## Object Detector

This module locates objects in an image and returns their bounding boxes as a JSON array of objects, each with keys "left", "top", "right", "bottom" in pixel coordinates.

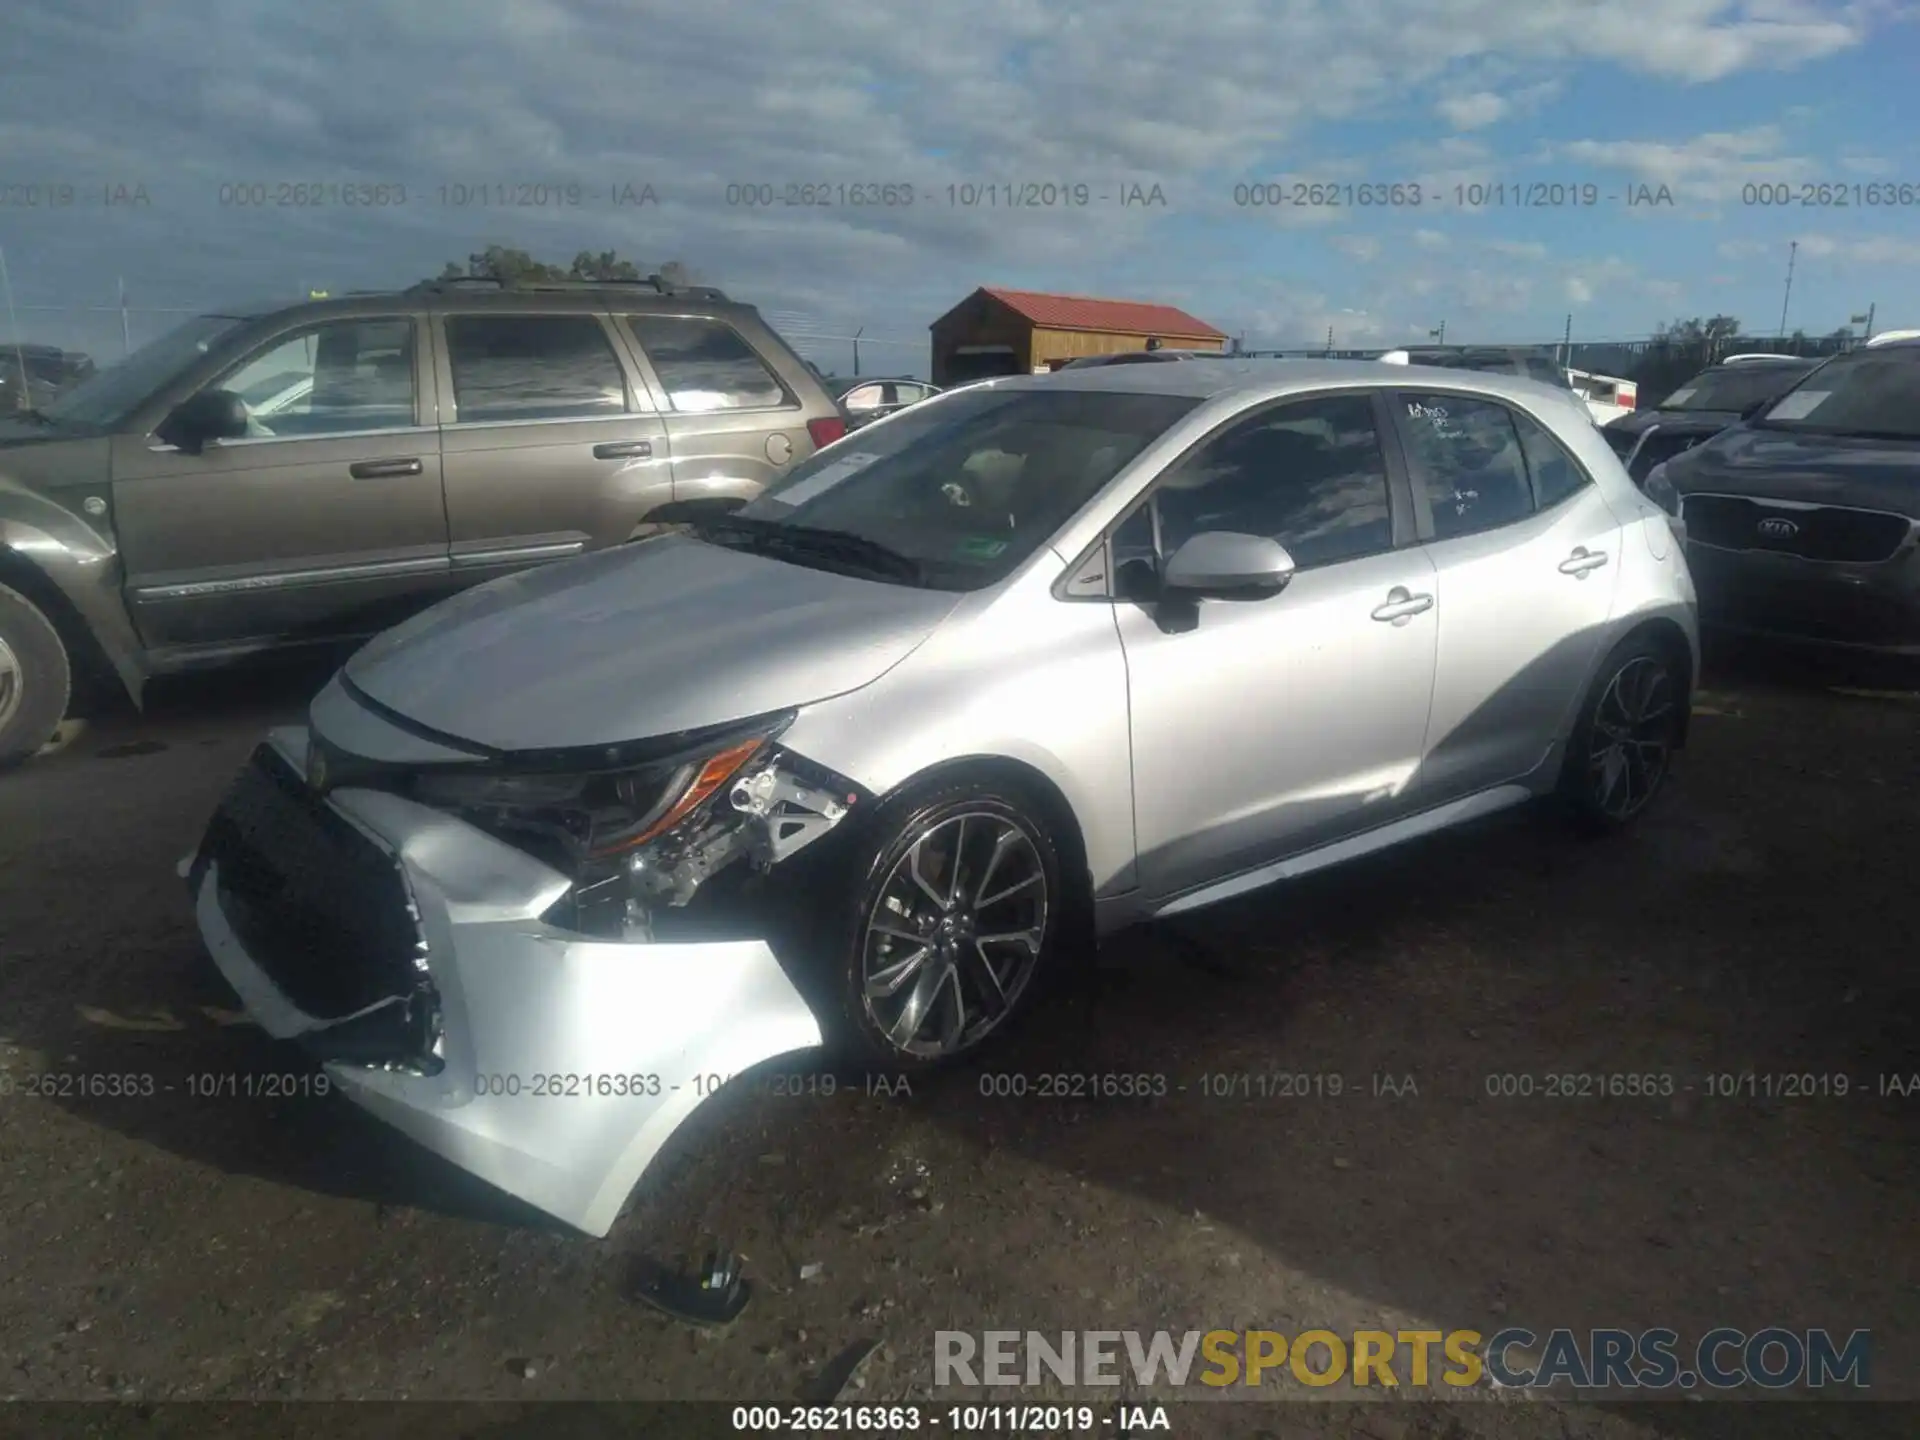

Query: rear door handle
[
  {"left": 1371, "top": 586, "right": 1434, "bottom": 623},
  {"left": 1559, "top": 547, "right": 1609, "bottom": 576},
  {"left": 593, "top": 440, "right": 653, "bottom": 460},
  {"left": 348, "top": 458, "right": 423, "bottom": 479}
]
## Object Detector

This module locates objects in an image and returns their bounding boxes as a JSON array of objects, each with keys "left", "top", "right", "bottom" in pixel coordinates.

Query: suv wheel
[
  {"left": 0, "top": 582, "right": 73, "bottom": 769},
  {"left": 1559, "top": 633, "right": 1683, "bottom": 833},
  {"left": 818, "top": 781, "right": 1063, "bottom": 1070}
]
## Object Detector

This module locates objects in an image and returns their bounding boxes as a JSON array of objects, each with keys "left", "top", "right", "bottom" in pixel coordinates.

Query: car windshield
[
  {"left": 1663, "top": 365, "right": 1813, "bottom": 413},
  {"left": 721, "top": 386, "right": 1200, "bottom": 589},
  {"left": 42, "top": 314, "right": 243, "bottom": 429},
  {"left": 1755, "top": 350, "right": 1920, "bottom": 439}
]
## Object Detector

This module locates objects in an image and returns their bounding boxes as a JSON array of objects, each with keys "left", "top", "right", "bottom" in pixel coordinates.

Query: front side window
[
  {"left": 726, "top": 387, "right": 1200, "bottom": 589},
  {"left": 1755, "top": 350, "right": 1920, "bottom": 438},
  {"left": 45, "top": 313, "right": 244, "bottom": 430},
  {"left": 445, "top": 314, "right": 628, "bottom": 423},
  {"left": 1396, "top": 392, "right": 1534, "bottom": 541},
  {"left": 214, "top": 318, "right": 416, "bottom": 438},
  {"left": 624, "top": 315, "right": 787, "bottom": 412},
  {"left": 1148, "top": 393, "right": 1395, "bottom": 569}
]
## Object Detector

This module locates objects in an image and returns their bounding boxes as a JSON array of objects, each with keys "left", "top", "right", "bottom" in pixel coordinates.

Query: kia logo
[{"left": 1756, "top": 517, "right": 1799, "bottom": 538}]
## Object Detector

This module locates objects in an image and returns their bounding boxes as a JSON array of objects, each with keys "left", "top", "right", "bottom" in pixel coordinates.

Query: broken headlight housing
[{"left": 407, "top": 711, "right": 859, "bottom": 940}]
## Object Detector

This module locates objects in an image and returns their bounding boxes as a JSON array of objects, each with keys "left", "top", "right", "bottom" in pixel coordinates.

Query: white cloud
[
  {"left": 1436, "top": 91, "right": 1508, "bottom": 130},
  {"left": 1488, "top": 239, "right": 1550, "bottom": 260},
  {"left": 1550, "top": 125, "right": 1815, "bottom": 202},
  {"left": 1331, "top": 234, "right": 1383, "bottom": 262},
  {"left": 1413, "top": 228, "right": 1450, "bottom": 249}
]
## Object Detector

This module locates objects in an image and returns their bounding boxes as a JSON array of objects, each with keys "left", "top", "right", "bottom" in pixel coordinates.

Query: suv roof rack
[{"left": 404, "top": 274, "right": 730, "bottom": 301}]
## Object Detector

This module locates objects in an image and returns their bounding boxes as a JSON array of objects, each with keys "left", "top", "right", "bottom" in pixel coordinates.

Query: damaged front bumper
[{"left": 184, "top": 727, "right": 829, "bottom": 1237}]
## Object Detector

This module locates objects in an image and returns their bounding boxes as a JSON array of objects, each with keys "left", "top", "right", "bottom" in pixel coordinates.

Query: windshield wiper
[{"left": 692, "top": 514, "right": 925, "bottom": 583}]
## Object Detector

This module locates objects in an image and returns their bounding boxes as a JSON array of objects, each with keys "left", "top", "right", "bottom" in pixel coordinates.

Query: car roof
[
  {"left": 986, "top": 357, "right": 1582, "bottom": 408},
  {"left": 204, "top": 282, "right": 753, "bottom": 323}
]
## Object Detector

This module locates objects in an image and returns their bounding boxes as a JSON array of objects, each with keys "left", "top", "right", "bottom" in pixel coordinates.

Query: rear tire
[
  {"left": 811, "top": 778, "right": 1066, "bottom": 1072},
  {"left": 1558, "top": 632, "right": 1684, "bottom": 834},
  {"left": 0, "top": 582, "right": 73, "bottom": 770}
]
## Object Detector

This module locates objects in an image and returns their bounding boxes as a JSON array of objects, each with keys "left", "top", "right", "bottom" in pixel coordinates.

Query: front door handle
[
  {"left": 593, "top": 439, "right": 654, "bottom": 460},
  {"left": 1371, "top": 586, "right": 1434, "bottom": 624},
  {"left": 348, "top": 458, "right": 423, "bottom": 479},
  {"left": 1559, "top": 546, "right": 1610, "bottom": 577}
]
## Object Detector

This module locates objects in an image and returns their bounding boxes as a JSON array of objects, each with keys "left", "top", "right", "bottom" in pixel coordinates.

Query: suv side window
[
  {"left": 444, "top": 314, "right": 629, "bottom": 423},
  {"left": 213, "top": 318, "right": 416, "bottom": 438},
  {"left": 622, "top": 315, "right": 789, "bottom": 412},
  {"left": 1396, "top": 392, "right": 1533, "bottom": 541},
  {"left": 1510, "top": 406, "right": 1592, "bottom": 510},
  {"left": 1149, "top": 393, "right": 1394, "bottom": 569}
]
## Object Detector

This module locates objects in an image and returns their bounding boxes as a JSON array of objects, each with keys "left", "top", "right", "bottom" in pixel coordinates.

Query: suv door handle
[
  {"left": 348, "top": 458, "right": 423, "bottom": 479},
  {"left": 1559, "top": 547, "right": 1609, "bottom": 577},
  {"left": 1371, "top": 586, "right": 1434, "bottom": 623},
  {"left": 593, "top": 440, "right": 653, "bottom": 460}
]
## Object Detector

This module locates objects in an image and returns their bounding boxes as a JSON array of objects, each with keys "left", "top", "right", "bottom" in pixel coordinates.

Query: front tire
[
  {"left": 0, "top": 582, "right": 72, "bottom": 770},
  {"left": 1559, "top": 633, "right": 1684, "bottom": 833},
  {"left": 817, "top": 780, "right": 1065, "bottom": 1070}
]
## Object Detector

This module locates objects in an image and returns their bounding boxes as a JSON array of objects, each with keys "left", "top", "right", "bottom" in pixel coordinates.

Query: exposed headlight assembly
[{"left": 408, "top": 712, "right": 858, "bottom": 939}]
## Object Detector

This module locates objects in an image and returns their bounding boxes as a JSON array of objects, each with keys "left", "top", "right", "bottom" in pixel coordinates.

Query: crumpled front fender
[{"left": 189, "top": 727, "right": 827, "bottom": 1237}]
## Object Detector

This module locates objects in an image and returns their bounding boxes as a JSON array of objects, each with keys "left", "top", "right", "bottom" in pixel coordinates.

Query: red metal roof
[{"left": 977, "top": 287, "right": 1227, "bottom": 341}]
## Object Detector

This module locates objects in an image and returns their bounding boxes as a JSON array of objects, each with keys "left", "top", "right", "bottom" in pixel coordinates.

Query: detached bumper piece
[{"left": 188, "top": 727, "right": 827, "bottom": 1237}]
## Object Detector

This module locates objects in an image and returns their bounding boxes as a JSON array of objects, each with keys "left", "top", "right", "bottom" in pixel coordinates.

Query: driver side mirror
[
  {"left": 156, "top": 388, "right": 248, "bottom": 455},
  {"left": 1161, "top": 531, "right": 1297, "bottom": 599}
]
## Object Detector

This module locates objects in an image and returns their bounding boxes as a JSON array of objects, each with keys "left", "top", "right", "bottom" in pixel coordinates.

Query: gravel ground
[{"left": 0, "top": 647, "right": 1915, "bottom": 1439}]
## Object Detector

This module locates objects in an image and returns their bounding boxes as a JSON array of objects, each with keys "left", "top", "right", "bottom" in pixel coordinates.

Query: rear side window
[
  {"left": 1396, "top": 393, "right": 1534, "bottom": 541},
  {"left": 445, "top": 315, "right": 629, "bottom": 423},
  {"left": 623, "top": 315, "right": 788, "bottom": 412},
  {"left": 1510, "top": 407, "right": 1591, "bottom": 510}
]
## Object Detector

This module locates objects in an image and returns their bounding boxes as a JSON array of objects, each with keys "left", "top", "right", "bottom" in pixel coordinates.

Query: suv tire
[{"left": 0, "top": 582, "right": 72, "bottom": 769}]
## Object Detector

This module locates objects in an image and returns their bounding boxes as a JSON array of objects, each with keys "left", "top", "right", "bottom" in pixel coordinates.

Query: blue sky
[{"left": 3, "top": 0, "right": 1917, "bottom": 375}]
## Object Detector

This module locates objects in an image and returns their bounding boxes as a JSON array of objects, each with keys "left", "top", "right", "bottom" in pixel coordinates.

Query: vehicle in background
[
  {"left": 1567, "top": 368, "right": 1638, "bottom": 426},
  {"left": 1865, "top": 329, "right": 1920, "bottom": 348},
  {"left": 0, "top": 275, "right": 846, "bottom": 765},
  {"left": 1, "top": 344, "right": 95, "bottom": 414},
  {"left": 1645, "top": 338, "right": 1920, "bottom": 657},
  {"left": 185, "top": 358, "right": 1695, "bottom": 1234},
  {"left": 1056, "top": 349, "right": 1226, "bottom": 369},
  {"left": 825, "top": 375, "right": 942, "bottom": 430},
  {"left": 1602, "top": 355, "right": 1819, "bottom": 484}
]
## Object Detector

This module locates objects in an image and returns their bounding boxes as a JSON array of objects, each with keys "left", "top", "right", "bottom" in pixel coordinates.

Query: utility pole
[
  {"left": 119, "top": 277, "right": 131, "bottom": 355},
  {"left": 1430, "top": 321, "right": 1446, "bottom": 344},
  {"left": 0, "top": 247, "right": 27, "bottom": 405},
  {"left": 1850, "top": 303, "right": 1875, "bottom": 345},
  {"left": 1325, "top": 325, "right": 1334, "bottom": 355},
  {"left": 1561, "top": 313, "right": 1573, "bottom": 366},
  {"left": 852, "top": 327, "right": 863, "bottom": 376},
  {"left": 1777, "top": 241, "right": 1797, "bottom": 339}
]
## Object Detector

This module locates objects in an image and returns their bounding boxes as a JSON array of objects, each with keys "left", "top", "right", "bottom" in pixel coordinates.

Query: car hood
[
  {"left": 1669, "top": 423, "right": 1920, "bottom": 516},
  {"left": 343, "top": 532, "right": 964, "bottom": 752},
  {"left": 1608, "top": 407, "right": 1741, "bottom": 440}
]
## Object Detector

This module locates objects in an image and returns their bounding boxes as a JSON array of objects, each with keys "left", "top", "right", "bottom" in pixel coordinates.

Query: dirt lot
[{"left": 1, "top": 646, "right": 1915, "bottom": 1438}]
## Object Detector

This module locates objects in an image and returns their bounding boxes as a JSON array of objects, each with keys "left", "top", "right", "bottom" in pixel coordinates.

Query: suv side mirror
[
  {"left": 1162, "top": 531, "right": 1296, "bottom": 599},
  {"left": 157, "top": 388, "right": 249, "bottom": 455}
]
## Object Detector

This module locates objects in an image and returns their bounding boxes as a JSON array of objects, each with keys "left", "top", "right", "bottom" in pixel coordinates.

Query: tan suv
[{"left": 0, "top": 276, "right": 848, "bottom": 764}]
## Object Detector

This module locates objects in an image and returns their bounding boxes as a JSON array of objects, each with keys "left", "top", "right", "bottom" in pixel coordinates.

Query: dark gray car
[
  {"left": 1601, "top": 356, "right": 1819, "bottom": 484},
  {"left": 0, "top": 276, "right": 847, "bottom": 764},
  {"left": 1646, "top": 340, "right": 1920, "bottom": 655},
  {"left": 826, "top": 375, "right": 941, "bottom": 429}
]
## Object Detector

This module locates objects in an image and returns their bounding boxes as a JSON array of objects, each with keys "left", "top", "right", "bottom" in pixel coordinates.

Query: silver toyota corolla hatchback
[{"left": 186, "top": 360, "right": 1698, "bottom": 1234}]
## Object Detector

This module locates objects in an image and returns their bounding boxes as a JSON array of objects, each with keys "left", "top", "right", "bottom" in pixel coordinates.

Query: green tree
[{"left": 436, "top": 247, "right": 695, "bottom": 284}]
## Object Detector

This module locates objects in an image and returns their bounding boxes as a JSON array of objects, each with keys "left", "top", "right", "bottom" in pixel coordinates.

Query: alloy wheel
[
  {"left": 860, "top": 811, "right": 1050, "bottom": 1059},
  {"left": 1586, "top": 655, "right": 1676, "bottom": 821},
  {"left": 0, "top": 635, "right": 22, "bottom": 734}
]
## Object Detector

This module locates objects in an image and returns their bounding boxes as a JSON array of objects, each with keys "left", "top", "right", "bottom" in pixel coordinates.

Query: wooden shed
[{"left": 929, "top": 287, "right": 1228, "bottom": 386}]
